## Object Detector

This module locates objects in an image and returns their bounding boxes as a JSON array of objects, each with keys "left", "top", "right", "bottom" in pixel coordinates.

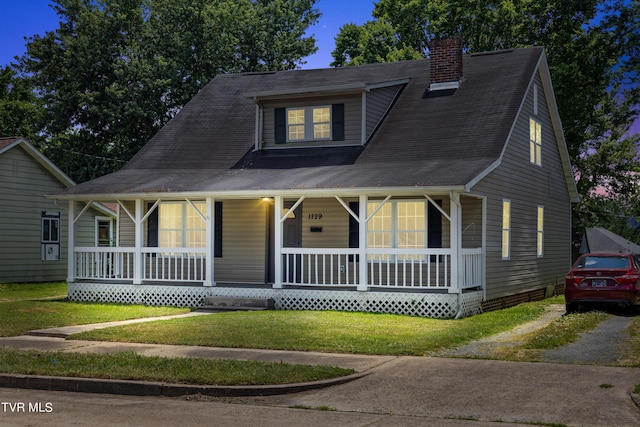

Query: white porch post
[
  {"left": 449, "top": 192, "right": 461, "bottom": 292},
  {"left": 273, "top": 195, "right": 283, "bottom": 288},
  {"left": 66, "top": 201, "right": 76, "bottom": 283},
  {"left": 134, "top": 199, "right": 143, "bottom": 285},
  {"left": 204, "top": 197, "right": 215, "bottom": 286},
  {"left": 358, "top": 195, "right": 368, "bottom": 291}
]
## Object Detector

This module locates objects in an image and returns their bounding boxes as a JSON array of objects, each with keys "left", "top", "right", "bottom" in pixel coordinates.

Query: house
[
  {"left": 52, "top": 37, "right": 579, "bottom": 317},
  {"left": 0, "top": 137, "right": 116, "bottom": 283},
  {"left": 579, "top": 227, "right": 640, "bottom": 255}
]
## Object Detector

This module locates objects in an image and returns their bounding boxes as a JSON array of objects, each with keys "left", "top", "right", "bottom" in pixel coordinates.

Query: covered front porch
[{"left": 66, "top": 191, "right": 486, "bottom": 317}]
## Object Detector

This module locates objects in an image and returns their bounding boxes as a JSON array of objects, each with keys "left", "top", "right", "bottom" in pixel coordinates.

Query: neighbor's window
[
  {"left": 537, "top": 206, "right": 544, "bottom": 257},
  {"left": 530, "top": 117, "right": 542, "bottom": 166},
  {"left": 41, "top": 211, "right": 60, "bottom": 261},
  {"left": 158, "top": 202, "right": 206, "bottom": 248},
  {"left": 287, "top": 106, "right": 331, "bottom": 141},
  {"left": 502, "top": 200, "right": 511, "bottom": 259}
]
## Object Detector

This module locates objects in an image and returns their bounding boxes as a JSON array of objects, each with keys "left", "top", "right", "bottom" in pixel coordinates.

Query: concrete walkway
[{"left": 1, "top": 311, "right": 640, "bottom": 426}]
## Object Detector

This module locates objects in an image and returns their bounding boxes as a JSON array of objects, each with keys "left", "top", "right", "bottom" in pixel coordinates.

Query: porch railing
[
  {"left": 142, "top": 248, "right": 206, "bottom": 282},
  {"left": 460, "top": 248, "right": 483, "bottom": 289},
  {"left": 75, "top": 247, "right": 482, "bottom": 290},
  {"left": 74, "top": 247, "right": 206, "bottom": 282},
  {"left": 366, "top": 248, "right": 451, "bottom": 288},
  {"left": 281, "top": 248, "right": 359, "bottom": 286},
  {"left": 74, "top": 247, "right": 135, "bottom": 280}
]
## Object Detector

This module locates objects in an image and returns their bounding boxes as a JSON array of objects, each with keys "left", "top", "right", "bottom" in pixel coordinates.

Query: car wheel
[{"left": 565, "top": 302, "right": 579, "bottom": 314}]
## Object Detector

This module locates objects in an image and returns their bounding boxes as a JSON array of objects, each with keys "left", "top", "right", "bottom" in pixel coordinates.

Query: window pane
[
  {"left": 159, "top": 204, "right": 182, "bottom": 229},
  {"left": 289, "top": 125, "right": 305, "bottom": 141},
  {"left": 502, "top": 230, "right": 510, "bottom": 258},
  {"left": 368, "top": 203, "right": 392, "bottom": 232},
  {"left": 186, "top": 231, "right": 206, "bottom": 248},
  {"left": 368, "top": 231, "right": 392, "bottom": 248},
  {"left": 313, "top": 107, "right": 330, "bottom": 123},
  {"left": 159, "top": 231, "right": 181, "bottom": 247},
  {"left": 288, "top": 109, "right": 304, "bottom": 124},
  {"left": 50, "top": 220, "right": 59, "bottom": 241},
  {"left": 42, "top": 219, "right": 50, "bottom": 241},
  {"left": 502, "top": 201, "right": 510, "bottom": 229},
  {"left": 502, "top": 200, "right": 511, "bottom": 259},
  {"left": 186, "top": 203, "right": 206, "bottom": 229},
  {"left": 314, "top": 123, "right": 330, "bottom": 139}
]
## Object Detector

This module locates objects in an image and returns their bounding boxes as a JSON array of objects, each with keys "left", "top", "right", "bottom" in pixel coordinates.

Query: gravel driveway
[
  {"left": 436, "top": 304, "right": 637, "bottom": 365},
  {"left": 542, "top": 314, "right": 635, "bottom": 364}
]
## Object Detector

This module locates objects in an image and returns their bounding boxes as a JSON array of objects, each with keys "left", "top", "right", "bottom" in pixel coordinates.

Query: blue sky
[{"left": 0, "top": 0, "right": 375, "bottom": 69}]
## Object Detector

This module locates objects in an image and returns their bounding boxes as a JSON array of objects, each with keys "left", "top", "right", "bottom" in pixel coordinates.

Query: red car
[{"left": 565, "top": 253, "right": 640, "bottom": 313}]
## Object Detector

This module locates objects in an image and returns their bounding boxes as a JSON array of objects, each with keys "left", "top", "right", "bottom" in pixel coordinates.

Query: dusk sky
[{"left": 0, "top": 0, "right": 375, "bottom": 69}]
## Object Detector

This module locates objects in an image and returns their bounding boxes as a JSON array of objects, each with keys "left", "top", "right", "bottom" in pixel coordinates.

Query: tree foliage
[
  {"left": 6, "top": 0, "right": 319, "bottom": 182},
  {"left": 332, "top": 0, "right": 640, "bottom": 244},
  {"left": 0, "top": 66, "right": 42, "bottom": 139}
]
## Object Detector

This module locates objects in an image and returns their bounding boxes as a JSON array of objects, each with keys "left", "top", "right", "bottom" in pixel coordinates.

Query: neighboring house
[
  {"left": 53, "top": 37, "right": 579, "bottom": 317},
  {"left": 579, "top": 227, "right": 640, "bottom": 255},
  {"left": 0, "top": 137, "right": 116, "bottom": 283}
]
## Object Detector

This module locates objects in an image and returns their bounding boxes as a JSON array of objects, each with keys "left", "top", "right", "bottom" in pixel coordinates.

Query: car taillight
[
  {"left": 565, "top": 274, "right": 582, "bottom": 286},
  {"left": 616, "top": 274, "right": 640, "bottom": 285}
]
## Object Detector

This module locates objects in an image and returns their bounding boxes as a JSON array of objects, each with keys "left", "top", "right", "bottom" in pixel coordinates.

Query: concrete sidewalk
[{"left": 0, "top": 312, "right": 393, "bottom": 397}]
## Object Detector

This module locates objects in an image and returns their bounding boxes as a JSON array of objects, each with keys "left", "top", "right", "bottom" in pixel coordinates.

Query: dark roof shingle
[{"left": 58, "top": 48, "right": 544, "bottom": 197}]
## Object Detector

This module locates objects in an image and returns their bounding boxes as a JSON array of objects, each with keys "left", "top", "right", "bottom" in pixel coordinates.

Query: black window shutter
[
  {"left": 147, "top": 203, "right": 158, "bottom": 247},
  {"left": 275, "top": 108, "right": 286, "bottom": 144},
  {"left": 428, "top": 200, "right": 443, "bottom": 248},
  {"left": 348, "top": 201, "right": 359, "bottom": 261},
  {"left": 332, "top": 104, "right": 344, "bottom": 141},
  {"left": 214, "top": 201, "right": 223, "bottom": 257}
]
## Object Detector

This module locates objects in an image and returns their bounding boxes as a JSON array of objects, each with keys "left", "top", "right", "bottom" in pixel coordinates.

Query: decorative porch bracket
[
  {"left": 335, "top": 194, "right": 392, "bottom": 291},
  {"left": 273, "top": 195, "right": 305, "bottom": 288}
]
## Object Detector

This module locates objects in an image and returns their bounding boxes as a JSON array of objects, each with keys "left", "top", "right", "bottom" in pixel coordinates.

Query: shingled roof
[{"left": 57, "top": 47, "right": 546, "bottom": 198}]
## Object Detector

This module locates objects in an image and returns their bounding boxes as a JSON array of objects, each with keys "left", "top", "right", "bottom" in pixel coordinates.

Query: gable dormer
[{"left": 245, "top": 79, "right": 408, "bottom": 151}]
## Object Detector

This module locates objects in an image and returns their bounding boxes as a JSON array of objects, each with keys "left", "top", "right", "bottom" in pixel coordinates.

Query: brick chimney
[{"left": 429, "top": 35, "right": 463, "bottom": 91}]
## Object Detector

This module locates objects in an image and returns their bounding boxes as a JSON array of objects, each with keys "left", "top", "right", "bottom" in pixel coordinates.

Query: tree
[
  {"left": 331, "top": 0, "right": 640, "bottom": 244},
  {"left": 17, "top": 0, "right": 319, "bottom": 182},
  {"left": 0, "top": 66, "right": 42, "bottom": 139}
]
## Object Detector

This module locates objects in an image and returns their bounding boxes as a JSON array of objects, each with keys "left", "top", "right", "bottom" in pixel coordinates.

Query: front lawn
[
  {"left": 0, "top": 282, "right": 189, "bottom": 337},
  {"left": 72, "top": 299, "right": 553, "bottom": 356}
]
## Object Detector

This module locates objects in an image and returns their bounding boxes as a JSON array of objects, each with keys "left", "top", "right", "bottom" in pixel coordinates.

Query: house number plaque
[{"left": 308, "top": 213, "right": 323, "bottom": 220}]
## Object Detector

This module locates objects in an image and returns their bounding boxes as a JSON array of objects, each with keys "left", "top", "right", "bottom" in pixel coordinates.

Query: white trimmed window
[
  {"left": 41, "top": 211, "right": 60, "bottom": 261},
  {"left": 367, "top": 201, "right": 426, "bottom": 249},
  {"left": 158, "top": 202, "right": 206, "bottom": 248},
  {"left": 537, "top": 205, "right": 544, "bottom": 257},
  {"left": 96, "top": 217, "right": 113, "bottom": 247},
  {"left": 287, "top": 106, "right": 331, "bottom": 141},
  {"left": 530, "top": 117, "right": 542, "bottom": 166},
  {"left": 502, "top": 200, "right": 511, "bottom": 259}
]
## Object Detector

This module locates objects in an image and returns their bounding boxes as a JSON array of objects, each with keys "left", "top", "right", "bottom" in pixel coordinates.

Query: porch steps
[{"left": 199, "top": 296, "right": 275, "bottom": 312}]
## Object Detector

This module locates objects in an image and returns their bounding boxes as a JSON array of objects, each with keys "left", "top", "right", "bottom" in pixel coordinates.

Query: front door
[{"left": 283, "top": 202, "right": 302, "bottom": 283}]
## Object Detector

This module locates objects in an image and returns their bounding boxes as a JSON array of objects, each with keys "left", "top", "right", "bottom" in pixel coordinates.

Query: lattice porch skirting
[{"left": 68, "top": 283, "right": 484, "bottom": 318}]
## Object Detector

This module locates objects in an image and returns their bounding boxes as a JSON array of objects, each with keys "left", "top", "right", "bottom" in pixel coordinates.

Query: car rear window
[{"left": 576, "top": 256, "right": 630, "bottom": 269}]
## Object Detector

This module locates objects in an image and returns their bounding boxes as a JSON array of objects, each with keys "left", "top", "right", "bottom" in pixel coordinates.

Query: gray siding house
[
  {"left": 0, "top": 137, "right": 115, "bottom": 283},
  {"left": 53, "top": 38, "right": 579, "bottom": 317}
]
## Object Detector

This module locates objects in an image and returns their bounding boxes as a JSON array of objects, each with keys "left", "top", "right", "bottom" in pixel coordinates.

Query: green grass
[
  {"left": 0, "top": 282, "right": 68, "bottom": 302},
  {"left": 520, "top": 310, "right": 610, "bottom": 350},
  {"left": 0, "top": 282, "right": 354, "bottom": 385},
  {"left": 72, "top": 300, "right": 549, "bottom": 355},
  {"left": 0, "top": 348, "right": 353, "bottom": 385},
  {"left": 0, "top": 282, "right": 190, "bottom": 337}
]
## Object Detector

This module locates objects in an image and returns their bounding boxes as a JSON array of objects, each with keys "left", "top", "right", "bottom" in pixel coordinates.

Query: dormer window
[
  {"left": 287, "top": 106, "right": 331, "bottom": 142},
  {"left": 275, "top": 104, "right": 344, "bottom": 145}
]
